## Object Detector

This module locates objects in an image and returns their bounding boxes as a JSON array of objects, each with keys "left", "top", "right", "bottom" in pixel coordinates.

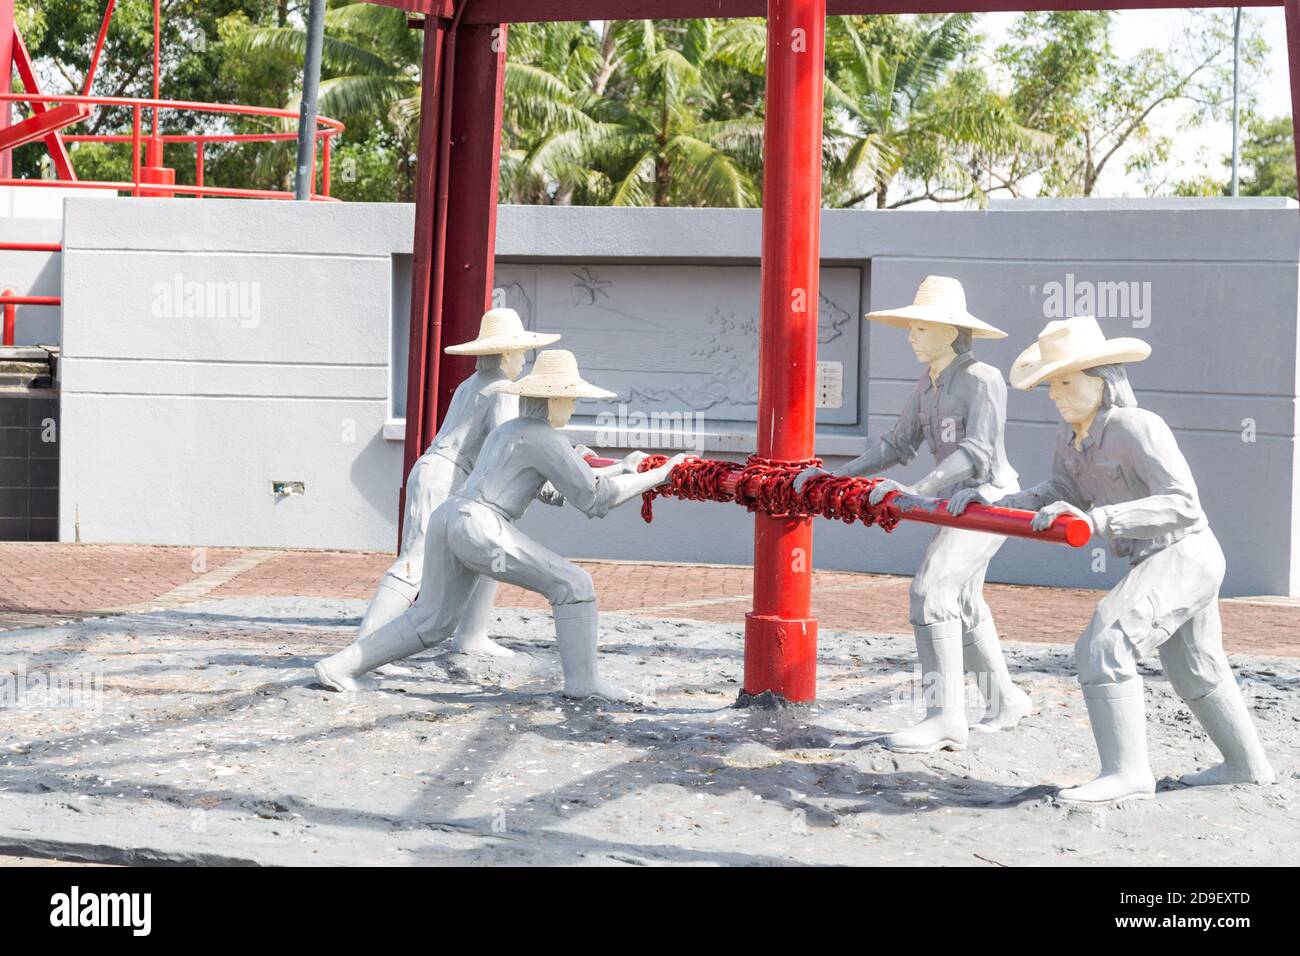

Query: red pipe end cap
[
  {"left": 743, "top": 612, "right": 818, "bottom": 704},
  {"left": 1063, "top": 517, "right": 1093, "bottom": 548}
]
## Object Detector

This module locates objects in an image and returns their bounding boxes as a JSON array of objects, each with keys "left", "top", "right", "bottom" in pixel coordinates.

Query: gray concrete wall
[
  {"left": 59, "top": 199, "right": 413, "bottom": 551},
  {"left": 57, "top": 198, "right": 1300, "bottom": 597}
]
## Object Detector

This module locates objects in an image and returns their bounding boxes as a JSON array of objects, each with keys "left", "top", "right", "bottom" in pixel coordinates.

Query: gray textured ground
[{"left": 0, "top": 597, "right": 1294, "bottom": 866}]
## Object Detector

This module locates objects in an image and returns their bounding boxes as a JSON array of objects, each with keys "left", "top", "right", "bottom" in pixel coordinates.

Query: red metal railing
[
  {"left": 0, "top": 92, "right": 344, "bottom": 201},
  {"left": 1, "top": 288, "right": 60, "bottom": 347},
  {"left": 0, "top": 244, "right": 63, "bottom": 346}
]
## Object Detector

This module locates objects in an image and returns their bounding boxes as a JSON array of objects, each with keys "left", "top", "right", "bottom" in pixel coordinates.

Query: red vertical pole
[
  {"left": 1286, "top": 0, "right": 1300, "bottom": 210},
  {"left": 0, "top": 0, "right": 13, "bottom": 180},
  {"left": 2, "top": 292, "right": 15, "bottom": 347},
  {"left": 434, "top": 22, "right": 508, "bottom": 426},
  {"left": 744, "top": 0, "right": 825, "bottom": 704},
  {"left": 400, "top": 18, "right": 449, "bottom": 543}
]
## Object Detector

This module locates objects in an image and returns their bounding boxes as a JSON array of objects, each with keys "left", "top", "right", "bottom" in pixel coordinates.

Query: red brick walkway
[{"left": 2, "top": 543, "right": 1297, "bottom": 656}]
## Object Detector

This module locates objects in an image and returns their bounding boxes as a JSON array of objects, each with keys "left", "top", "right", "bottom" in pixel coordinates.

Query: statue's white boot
[
  {"left": 553, "top": 601, "right": 640, "bottom": 703},
  {"left": 314, "top": 615, "right": 426, "bottom": 693},
  {"left": 963, "top": 618, "right": 1032, "bottom": 732},
  {"left": 1058, "top": 678, "right": 1156, "bottom": 804},
  {"left": 1179, "top": 678, "right": 1275, "bottom": 787},
  {"left": 359, "top": 578, "right": 419, "bottom": 676},
  {"left": 885, "top": 621, "right": 968, "bottom": 753},
  {"left": 446, "top": 577, "right": 514, "bottom": 657}
]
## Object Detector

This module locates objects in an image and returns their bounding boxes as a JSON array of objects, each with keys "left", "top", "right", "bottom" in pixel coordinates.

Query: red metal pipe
[
  {"left": 1, "top": 289, "right": 13, "bottom": 346},
  {"left": 1286, "top": 0, "right": 1300, "bottom": 203},
  {"left": 406, "top": 0, "right": 1283, "bottom": 25},
  {"left": 434, "top": 20, "right": 509, "bottom": 427},
  {"left": 1, "top": 91, "right": 345, "bottom": 129},
  {"left": 421, "top": 3, "right": 471, "bottom": 447},
  {"left": 0, "top": 241, "right": 61, "bottom": 252},
  {"left": 0, "top": 176, "right": 340, "bottom": 201},
  {"left": 0, "top": 0, "right": 14, "bottom": 181},
  {"left": 399, "top": 18, "right": 450, "bottom": 543},
  {"left": 82, "top": 0, "right": 118, "bottom": 97},
  {"left": 0, "top": 295, "right": 60, "bottom": 306},
  {"left": 744, "top": 0, "right": 826, "bottom": 704},
  {"left": 131, "top": 104, "right": 141, "bottom": 197},
  {"left": 717, "top": 471, "right": 1089, "bottom": 546},
  {"left": 321, "top": 134, "right": 332, "bottom": 197},
  {"left": 153, "top": 0, "right": 161, "bottom": 139}
]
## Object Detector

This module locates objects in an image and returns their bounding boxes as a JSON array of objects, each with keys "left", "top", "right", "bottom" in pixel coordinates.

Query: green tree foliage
[
  {"left": 1238, "top": 115, "right": 1297, "bottom": 198},
  {"left": 1172, "top": 114, "right": 1297, "bottom": 199},
  {"left": 503, "top": 20, "right": 765, "bottom": 206},
  {"left": 993, "top": 9, "right": 1268, "bottom": 196},
  {"left": 5, "top": 5, "right": 1286, "bottom": 206}
]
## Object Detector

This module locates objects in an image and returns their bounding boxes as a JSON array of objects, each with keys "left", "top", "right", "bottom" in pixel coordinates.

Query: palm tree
[
  {"left": 224, "top": 1, "right": 421, "bottom": 196},
  {"left": 820, "top": 14, "right": 1050, "bottom": 208},
  {"left": 504, "top": 20, "right": 764, "bottom": 207}
]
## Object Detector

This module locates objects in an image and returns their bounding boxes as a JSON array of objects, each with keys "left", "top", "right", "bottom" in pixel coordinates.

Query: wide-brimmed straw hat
[
  {"left": 493, "top": 349, "right": 617, "bottom": 400},
  {"left": 444, "top": 308, "right": 561, "bottom": 355},
  {"left": 865, "top": 275, "right": 1007, "bottom": 339},
  {"left": 1010, "top": 316, "right": 1151, "bottom": 390}
]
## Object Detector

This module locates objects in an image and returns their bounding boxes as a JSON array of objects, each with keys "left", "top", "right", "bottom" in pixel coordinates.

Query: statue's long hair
[
  {"left": 952, "top": 327, "right": 973, "bottom": 354},
  {"left": 1084, "top": 363, "right": 1138, "bottom": 408}
]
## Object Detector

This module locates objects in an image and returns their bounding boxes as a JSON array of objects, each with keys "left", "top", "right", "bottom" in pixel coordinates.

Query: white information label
[{"left": 816, "top": 361, "right": 844, "bottom": 409}]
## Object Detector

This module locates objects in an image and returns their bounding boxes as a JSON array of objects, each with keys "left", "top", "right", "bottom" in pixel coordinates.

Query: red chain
[{"left": 637, "top": 454, "right": 900, "bottom": 532}]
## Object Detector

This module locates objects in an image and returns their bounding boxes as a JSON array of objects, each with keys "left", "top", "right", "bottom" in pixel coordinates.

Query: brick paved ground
[{"left": 2, "top": 543, "right": 1298, "bottom": 655}]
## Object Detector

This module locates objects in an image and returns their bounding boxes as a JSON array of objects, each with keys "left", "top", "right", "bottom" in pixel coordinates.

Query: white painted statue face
[
  {"left": 548, "top": 397, "right": 576, "bottom": 429},
  {"left": 907, "top": 321, "right": 959, "bottom": 365},
  {"left": 1048, "top": 372, "right": 1105, "bottom": 425},
  {"left": 500, "top": 350, "right": 526, "bottom": 380}
]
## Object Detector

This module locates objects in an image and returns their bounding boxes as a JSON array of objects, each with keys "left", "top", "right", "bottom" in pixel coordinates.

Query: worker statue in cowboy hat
[
  {"left": 353, "top": 308, "right": 560, "bottom": 658},
  {"left": 950, "top": 316, "right": 1275, "bottom": 803},
  {"left": 315, "top": 350, "right": 686, "bottom": 701},
  {"left": 795, "top": 275, "right": 1031, "bottom": 752}
]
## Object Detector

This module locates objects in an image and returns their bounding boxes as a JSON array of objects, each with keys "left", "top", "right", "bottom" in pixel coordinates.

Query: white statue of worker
[
  {"left": 794, "top": 275, "right": 1031, "bottom": 753},
  {"left": 951, "top": 316, "right": 1275, "bottom": 803},
  {"left": 315, "top": 350, "right": 684, "bottom": 701},
  {"left": 355, "top": 308, "right": 560, "bottom": 659}
]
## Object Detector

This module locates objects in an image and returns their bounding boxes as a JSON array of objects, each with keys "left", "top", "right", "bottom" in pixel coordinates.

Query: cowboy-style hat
[
  {"left": 1010, "top": 316, "right": 1151, "bottom": 390},
  {"left": 493, "top": 349, "right": 617, "bottom": 400},
  {"left": 865, "top": 275, "right": 1007, "bottom": 339},
  {"left": 444, "top": 308, "right": 561, "bottom": 355}
]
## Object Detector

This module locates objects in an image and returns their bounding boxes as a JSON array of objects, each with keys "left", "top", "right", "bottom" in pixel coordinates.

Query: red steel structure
[
  {"left": 371, "top": 0, "right": 1300, "bottom": 704},
  {"left": 0, "top": 1, "right": 344, "bottom": 199},
  {"left": 0, "top": 2, "right": 343, "bottom": 343}
]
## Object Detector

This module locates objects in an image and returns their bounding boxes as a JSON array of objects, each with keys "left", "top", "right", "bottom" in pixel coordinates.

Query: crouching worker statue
[
  {"left": 950, "top": 316, "right": 1275, "bottom": 803},
  {"left": 356, "top": 307, "right": 561, "bottom": 658},
  {"left": 314, "top": 350, "right": 685, "bottom": 702}
]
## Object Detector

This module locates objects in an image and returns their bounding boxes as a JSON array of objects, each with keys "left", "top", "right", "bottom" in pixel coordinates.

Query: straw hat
[
  {"left": 444, "top": 308, "right": 561, "bottom": 355},
  {"left": 865, "top": 275, "right": 1007, "bottom": 339},
  {"left": 1010, "top": 316, "right": 1151, "bottom": 390},
  {"left": 493, "top": 349, "right": 617, "bottom": 400}
]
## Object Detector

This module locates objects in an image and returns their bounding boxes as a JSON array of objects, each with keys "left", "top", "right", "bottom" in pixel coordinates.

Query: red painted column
[
  {"left": 0, "top": 0, "right": 14, "bottom": 180},
  {"left": 400, "top": 17, "right": 448, "bottom": 539},
  {"left": 432, "top": 22, "right": 509, "bottom": 427},
  {"left": 744, "top": 0, "right": 825, "bottom": 703},
  {"left": 1286, "top": 0, "right": 1300, "bottom": 211}
]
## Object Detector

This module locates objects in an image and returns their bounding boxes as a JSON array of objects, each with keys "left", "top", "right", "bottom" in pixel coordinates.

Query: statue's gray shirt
[
  {"left": 1004, "top": 405, "right": 1207, "bottom": 564},
  {"left": 427, "top": 367, "right": 519, "bottom": 474},
  {"left": 882, "top": 351, "right": 1018, "bottom": 493}
]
